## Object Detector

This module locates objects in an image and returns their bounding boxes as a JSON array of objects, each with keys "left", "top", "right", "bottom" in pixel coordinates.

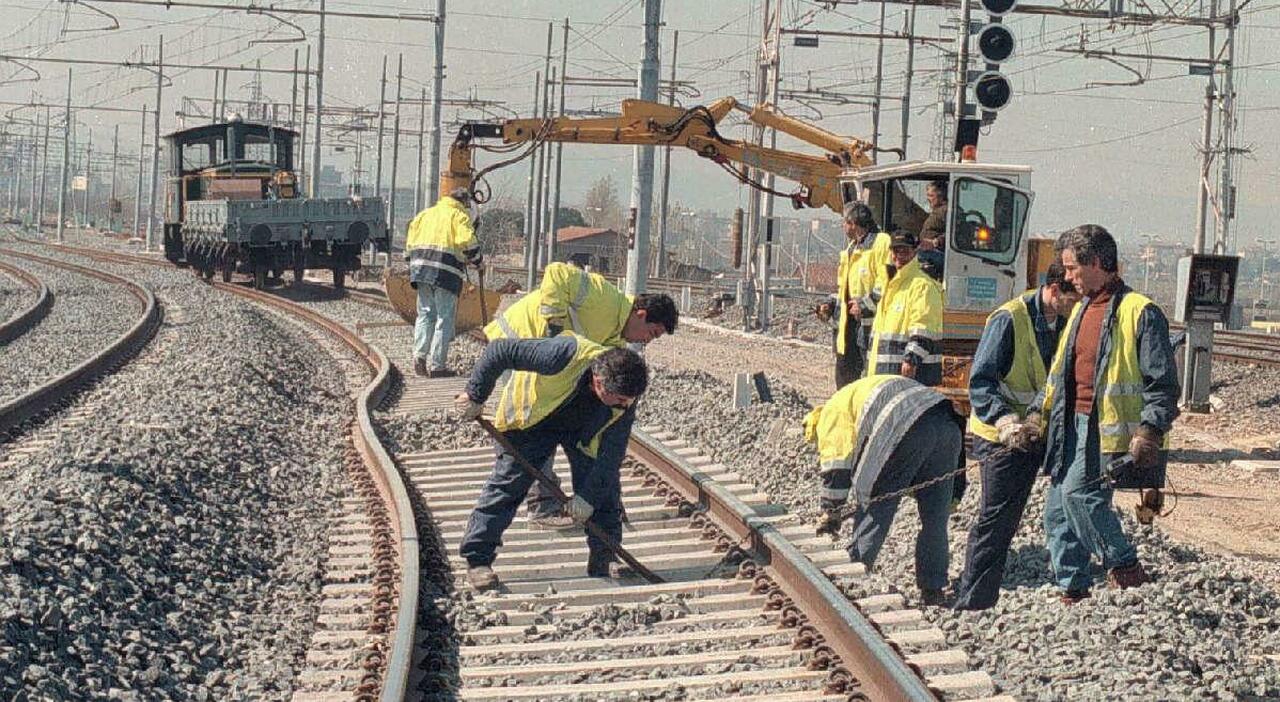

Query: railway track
[
  {"left": 0, "top": 247, "right": 162, "bottom": 434},
  {"left": 0, "top": 257, "right": 53, "bottom": 344},
  {"left": 388, "top": 374, "right": 1006, "bottom": 701}
]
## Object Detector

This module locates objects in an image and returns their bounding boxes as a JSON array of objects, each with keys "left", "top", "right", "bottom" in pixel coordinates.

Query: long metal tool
[{"left": 473, "top": 416, "right": 663, "bottom": 584}]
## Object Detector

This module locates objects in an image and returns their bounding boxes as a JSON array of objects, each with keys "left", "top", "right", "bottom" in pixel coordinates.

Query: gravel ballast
[
  {"left": 636, "top": 366, "right": 1280, "bottom": 700},
  {"left": 0, "top": 264, "right": 37, "bottom": 325},
  {"left": 0, "top": 254, "right": 358, "bottom": 700}
]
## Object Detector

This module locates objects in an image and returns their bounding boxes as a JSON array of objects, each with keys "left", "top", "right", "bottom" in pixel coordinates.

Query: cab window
[{"left": 950, "top": 177, "right": 1028, "bottom": 265}]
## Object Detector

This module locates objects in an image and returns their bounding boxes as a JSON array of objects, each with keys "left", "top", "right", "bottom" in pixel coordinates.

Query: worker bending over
[
  {"left": 808, "top": 375, "right": 963, "bottom": 606},
  {"left": 1019, "top": 225, "right": 1180, "bottom": 603},
  {"left": 454, "top": 333, "right": 648, "bottom": 591},
  {"left": 484, "top": 261, "right": 678, "bottom": 529},
  {"left": 405, "top": 187, "right": 484, "bottom": 377},
  {"left": 817, "top": 203, "right": 889, "bottom": 389},
  {"left": 953, "top": 263, "right": 1079, "bottom": 611},
  {"left": 866, "top": 230, "right": 944, "bottom": 386}
]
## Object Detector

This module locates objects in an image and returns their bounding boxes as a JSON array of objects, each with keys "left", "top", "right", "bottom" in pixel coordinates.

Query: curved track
[
  {"left": 0, "top": 248, "right": 162, "bottom": 435},
  {"left": 0, "top": 258, "right": 53, "bottom": 344}
]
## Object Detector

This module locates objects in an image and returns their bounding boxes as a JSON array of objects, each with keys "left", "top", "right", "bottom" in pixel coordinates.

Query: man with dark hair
[
  {"left": 953, "top": 262, "right": 1081, "bottom": 610},
  {"left": 484, "top": 261, "right": 677, "bottom": 529},
  {"left": 817, "top": 202, "right": 889, "bottom": 389},
  {"left": 867, "top": 230, "right": 944, "bottom": 386},
  {"left": 919, "top": 180, "right": 948, "bottom": 251},
  {"left": 454, "top": 336, "right": 649, "bottom": 591},
  {"left": 1026, "top": 225, "right": 1180, "bottom": 604},
  {"left": 405, "top": 186, "right": 484, "bottom": 377}
]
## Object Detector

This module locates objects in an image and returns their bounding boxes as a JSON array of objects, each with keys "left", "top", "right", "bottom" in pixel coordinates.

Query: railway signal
[{"left": 972, "top": 0, "right": 1016, "bottom": 115}]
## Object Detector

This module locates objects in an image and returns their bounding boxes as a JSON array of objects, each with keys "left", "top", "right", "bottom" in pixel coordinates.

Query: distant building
[{"left": 555, "top": 226, "right": 623, "bottom": 273}]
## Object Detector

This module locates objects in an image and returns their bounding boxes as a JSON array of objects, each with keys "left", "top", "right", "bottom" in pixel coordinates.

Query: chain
[{"left": 832, "top": 446, "right": 1026, "bottom": 522}]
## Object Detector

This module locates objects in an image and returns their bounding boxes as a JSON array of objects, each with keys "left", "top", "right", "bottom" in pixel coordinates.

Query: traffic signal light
[{"left": 971, "top": 0, "right": 1017, "bottom": 113}]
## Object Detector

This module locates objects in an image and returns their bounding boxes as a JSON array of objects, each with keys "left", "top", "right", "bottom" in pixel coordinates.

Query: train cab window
[
  {"left": 182, "top": 142, "right": 213, "bottom": 172},
  {"left": 950, "top": 177, "right": 1028, "bottom": 265},
  {"left": 242, "top": 134, "right": 276, "bottom": 165}
]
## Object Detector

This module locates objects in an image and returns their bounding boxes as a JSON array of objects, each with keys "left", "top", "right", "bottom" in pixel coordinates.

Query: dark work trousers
[
  {"left": 525, "top": 453, "right": 562, "bottom": 519},
  {"left": 459, "top": 427, "right": 622, "bottom": 568},
  {"left": 952, "top": 436, "right": 1041, "bottom": 610},
  {"left": 846, "top": 405, "right": 961, "bottom": 591},
  {"left": 834, "top": 321, "right": 870, "bottom": 389}
]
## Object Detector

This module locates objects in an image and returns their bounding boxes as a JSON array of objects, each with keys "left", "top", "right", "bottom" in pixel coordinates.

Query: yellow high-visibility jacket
[
  {"left": 405, "top": 196, "right": 481, "bottom": 294},
  {"left": 867, "top": 257, "right": 944, "bottom": 386},
  {"left": 484, "top": 262, "right": 631, "bottom": 347},
  {"left": 968, "top": 291, "right": 1047, "bottom": 442},
  {"left": 835, "top": 232, "right": 891, "bottom": 355}
]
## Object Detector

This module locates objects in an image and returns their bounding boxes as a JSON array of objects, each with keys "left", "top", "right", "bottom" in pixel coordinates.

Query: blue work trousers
[
  {"left": 1043, "top": 412, "right": 1138, "bottom": 592},
  {"left": 459, "top": 427, "right": 622, "bottom": 568},
  {"left": 953, "top": 437, "right": 1041, "bottom": 610},
  {"left": 413, "top": 284, "right": 457, "bottom": 371},
  {"left": 847, "top": 410, "right": 961, "bottom": 591}
]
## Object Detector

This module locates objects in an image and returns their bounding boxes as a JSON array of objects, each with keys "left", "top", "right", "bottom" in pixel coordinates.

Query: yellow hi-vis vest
[
  {"left": 1040, "top": 291, "right": 1169, "bottom": 453},
  {"left": 484, "top": 263, "right": 632, "bottom": 347},
  {"left": 867, "top": 258, "right": 944, "bottom": 379},
  {"left": 968, "top": 291, "right": 1046, "bottom": 442},
  {"left": 493, "top": 334, "right": 624, "bottom": 458},
  {"left": 835, "top": 233, "right": 891, "bottom": 355}
]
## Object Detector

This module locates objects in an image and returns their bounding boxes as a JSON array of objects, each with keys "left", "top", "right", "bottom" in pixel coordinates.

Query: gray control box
[{"left": 1174, "top": 254, "right": 1239, "bottom": 325}]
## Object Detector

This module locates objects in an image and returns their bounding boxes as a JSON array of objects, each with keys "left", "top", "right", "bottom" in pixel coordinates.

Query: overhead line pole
[
  {"left": 57, "top": 69, "right": 71, "bottom": 244},
  {"left": 655, "top": 29, "right": 678, "bottom": 279},
  {"left": 901, "top": 5, "right": 917, "bottom": 157},
  {"left": 375, "top": 55, "right": 387, "bottom": 201},
  {"left": 1194, "top": 0, "right": 1217, "bottom": 255},
  {"left": 533, "top": 23, "right": 553, "bottom": 270},
  {"left": 524, "top": 71, "right": 541, "bottom": 292},
  {"left": 81, "top": 128, "right": 93, "bottom": 228},
  {"left": 540, "top": 66, "right": 555, "bottom": 267},
  {"left": 145, "top": 37, "right": 163, "bottom": 252},
  {"left": 38, "top": 105, "right": 50, "bottom": 231},
  {"left": 134, "top": 107, "right": 145, "bottom": 238},
  {"left": 952, "top": 0, "right": 971, "bottom": 161},
  {"left": 109, "top": 124, "right": 119, "bottom": 232},
  {"left": 310, "top": 0, "right": 327, "bottom": 197},
  {"left": 212, "top": 70, "right": 220, "bottom": 123},
  {"left": 547, "top": 16, "right": 570, "bottom": 268},
  {"left": 624, "top": 0, "right": 661, "bottom": 297},
  {"left": 1216, "top": 0, "right": 1238, "bottom": 254},
  {"left": 300, "top": 46, "right": 310, "bottom": 194},
  {"left": 29, "top": 120, "right": 40, "bottom": 225},
  {"left": 757, "top": 0, "right": 782, "bottom": 330},
  {"left": 427, "top": 0, "right": 446, "bottom": 205},
  {"left": 871, "top": 1, "right": 887, "bottom": 163},
  {"left": 414, "top": 87, "right": 426, "bottom": 212},
  {"left": 388, "top": 54, "right": 403, "bottom": 245},
  {"left": 290, "top": 48, "right": 299, "bottom": 129}
]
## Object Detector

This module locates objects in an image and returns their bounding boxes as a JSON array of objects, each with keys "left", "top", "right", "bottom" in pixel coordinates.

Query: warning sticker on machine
[{"left": 966, "top": 277, "right": 998, "bottom": 304}]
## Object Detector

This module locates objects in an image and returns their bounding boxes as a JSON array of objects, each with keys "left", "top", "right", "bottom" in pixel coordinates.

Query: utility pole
[
  {"left": 414, "top": 87, "right": 426, "bottom": 212},
  {"left": 624, "top": 0, "right": 661, "bottom": 296},
  {"left": 524, "top": 71, "right": 541, "bottom": 291},
  {"left": 426, "top": 0, "right": 446, "bottom": 205},
  {"left": 146, "top": 36, "right": 163, "bottom": 251},
  {"left": 1216, "top": 0, "right": 1238, "bottom": 254},
  {"left": 901, "top": 6, "right": 918, "bottom": 157},
  {"left": 655, "top": 30, "right": 679, "bottom": 279},
  {"left": 81, "top": 127, "right": 92, "bottom": 228},
  {"left": 38, "top": 105, "right": 50, "bottom": 231},
  {"left": 388, "top": 54, "right": 403, "bottom": 243},
  {"left": 871, "top": 2, "right": 887, "bottom": 162},
  {"left": 108, "top": 124, "right": 119, "bottom": 232},
  {"left": 751, "top": 0, "right": 782, "bottom": 330},
  {"left": 547, "top": 17, "right": 569, "bottom": 268},
  {"left": 375, "top": 54, "right": 387, "bottom": 200},
  {"left": 952, "top": 0, "right": 972, "bottom": 161},
  {"left": 28, "top": 120, "right": 40, "bottom": 225},
  {"left": 1194, "top": 4, "right": 1216, "bottom": 255},
  {"left": 134, "top": 107, "right": 146, "bottom": 239},
  {"left": 290, "top": 48, "right": 299, "bottom": 129},
  {"left": 310, "top": 0, "right": 327, "bottom": 195},
  {"left": 533, "top": 23, "right": 553, "bottom": 270},
  {"left": 540, "top": 66, "right": 556, "bottom": 266},
  {"left": 212, "top": 70, "right": 220, "bottom": 123},
  {"left": 57, "top": 69, "right": 71, "bottom": 243},
  {"left": 300, "top": 46, "right": 311, "bottom": 194}
]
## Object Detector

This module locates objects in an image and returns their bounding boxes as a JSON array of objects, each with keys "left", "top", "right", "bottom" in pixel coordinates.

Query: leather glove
[
  {"left": 815, "top": 301, "right": 834, "bottom": 322},
  {"left": 1020, "top": 412, "right": 1044, "bottom": 445},
  {"left": 453, "top": 393, "right": 483, "bottom": 421},
  {"left": 1128, "top": 429, "right": 1161, "bottom": 468},
  {"left": 815, "top": 510, "right": 842, "bottom": 539},
  {"left": 995, "top": 414, "right": 1023, "bottom": 447},
  {"left": 566, "top": 495, "right": 594, "bottom": 524}
]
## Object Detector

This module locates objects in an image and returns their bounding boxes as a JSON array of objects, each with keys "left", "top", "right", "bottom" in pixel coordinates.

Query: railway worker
[
  {"left": 453, "top": 333, "right": 649, "bottom": 591},
  {"left": 808, "top": 374, "right": 963, "bottom": 606},
  {"left": 405, "top": 187, "right": 484, "bottom": 378},
  {"left": 919, "top": 179, "right": 948, "bottom": 253},
  {"left": 1021, "top": 225, "right": 1180, "bottom": 604},
  {"left": 952, "top": 262, "right": 1080, "bottom": 611},
  {"left": 866, "top": 230, "right": 944, "bottom": 387},
  {"left": 815, "top": 202, "right": 890, "bottom": 389},
  {"left": 484, "top": 261, "right": 678, "bottom": 530}
]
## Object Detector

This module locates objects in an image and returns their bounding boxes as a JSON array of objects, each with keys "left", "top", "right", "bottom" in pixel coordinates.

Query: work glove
[
  {"left": 1128, "top": 428, "right": 1162, "bottom": 468},
  {"left": 814, "top": 301, "right": 834, "bottom": 322},
  {"left": 1020, "top": 412, "right": 1044, "bottom": 446},
  {"left": 566, "top": 495, "right": 594, "bottom": 525},
  {"left": 815, "top": 509, "right": 842, "bottom": 539},
  {"left": 453, "top": 392, "right": 483, "bottom": 421},
  {"left": 472, "top": 255, "right": 485, "bottom": 269},
  {"left": 996, "top": 414, "right": 1038, "bottom": 452}
]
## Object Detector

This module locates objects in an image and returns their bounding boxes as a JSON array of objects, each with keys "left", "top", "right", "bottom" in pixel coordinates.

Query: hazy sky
[{"left": 4, "top": 0, "right": 1276, "bottom": 250}]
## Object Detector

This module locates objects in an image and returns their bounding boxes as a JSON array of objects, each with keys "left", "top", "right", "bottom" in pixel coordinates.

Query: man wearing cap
[
  {"left": 817, "top": 203, "right": 891, "bottom": 389},
  {"left": 866, "top": 230, "right": 944, "bottom": 386}
]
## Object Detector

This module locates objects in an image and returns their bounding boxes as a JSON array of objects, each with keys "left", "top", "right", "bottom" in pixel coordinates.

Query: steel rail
[
  {"left": 627, "top": 428, "right": 940, "bottom": 701},
  {"left": 208, "top": 279, "right": 418, "bottom": 702},
  {"left": 0, "top": 248, "right": 162, "bottom": 434},
  {"left": 0, "top": 259, "right": 54, "bottom": 345}
]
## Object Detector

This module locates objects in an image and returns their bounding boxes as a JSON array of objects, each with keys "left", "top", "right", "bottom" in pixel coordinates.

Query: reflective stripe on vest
[
  {"left": 867, "top": 258, "right": 943, "bottom": 380},
  {"left": 969, "top": 292, "right": 1048, "bottom": 442},
  {"left": 836, "top": 233, "right": 889, "bottom": 355},
  {"left": 812, "top": 375, "right": 911, "bottom": 503},
  {"left": 1041, "top": 291, "right": 1168, "bottom": 453}
]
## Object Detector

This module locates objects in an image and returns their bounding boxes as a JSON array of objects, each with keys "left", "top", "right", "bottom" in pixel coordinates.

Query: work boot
[
  {"left": 526, "top": 512, "right": 579, "bottom": 532},
  {"left": 413, "top": 357, "right": 428, "bottom": 376},
  {"left": 1106, "top": 562, "right": 1151, "bottom": 590},
  {"left": 428, "top": 368, "right": 457, "bottom": 379},
  {"left": 1059, "top": 589, "right": 1091, "bottom": 605},
  {"left": 467, "top": 565, "right": 499, "bottom": 592},
  {"left": 587, "top": 558, "right": 633, "bottom": 579},
  {"left": 919, "top": 588, "right": 949, "bottom": 607}
]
